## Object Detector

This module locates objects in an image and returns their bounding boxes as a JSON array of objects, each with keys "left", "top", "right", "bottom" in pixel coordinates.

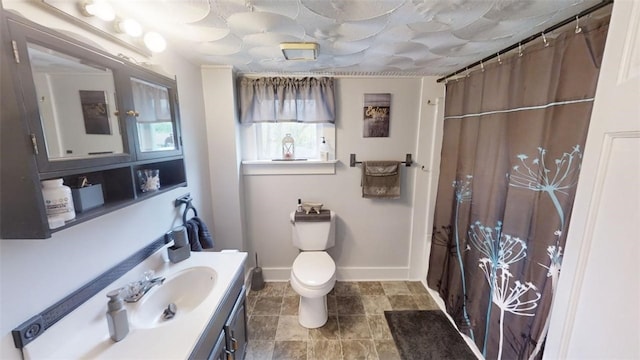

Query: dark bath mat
[{"left": 384, "top": 310, "right": 477, "bottom": 360}]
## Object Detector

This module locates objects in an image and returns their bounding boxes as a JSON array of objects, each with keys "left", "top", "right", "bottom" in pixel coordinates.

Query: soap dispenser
[
  {"left": 319, "top": 137, "right": 330, "bottom": 161},
  {"left": 106, "top": 289, "right": 129, "bottom": 342}
]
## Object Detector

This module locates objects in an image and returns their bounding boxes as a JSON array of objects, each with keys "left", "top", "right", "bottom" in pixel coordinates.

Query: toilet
[{"left": 289, "top": 210, "right": 336, "bottom": 328}]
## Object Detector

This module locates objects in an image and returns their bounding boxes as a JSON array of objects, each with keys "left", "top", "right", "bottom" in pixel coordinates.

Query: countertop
[{"left": 23, "top": 248, "right": 247, "bottom": 359}]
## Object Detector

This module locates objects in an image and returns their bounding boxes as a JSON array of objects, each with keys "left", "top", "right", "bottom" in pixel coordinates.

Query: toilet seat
[{"left": 292, "top": 252, "right": 335, "bottom": 288}]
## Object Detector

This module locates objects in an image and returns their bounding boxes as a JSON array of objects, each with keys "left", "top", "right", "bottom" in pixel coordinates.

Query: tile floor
[{"left": 245, "top": 281, "right": 440, "bottom": 360}]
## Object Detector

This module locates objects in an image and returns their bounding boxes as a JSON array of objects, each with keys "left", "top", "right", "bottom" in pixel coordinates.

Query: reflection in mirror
[
  {"left": 131, "top": 78, "right": 176, "bottom": 152},
  {"left": 27, "top": 43, "right": 124, "bottom": 160}
]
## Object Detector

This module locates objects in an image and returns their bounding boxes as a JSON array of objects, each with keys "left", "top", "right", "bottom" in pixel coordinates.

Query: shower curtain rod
[{"left": 436, "top": 0, "right": 613, "bottom": 83}]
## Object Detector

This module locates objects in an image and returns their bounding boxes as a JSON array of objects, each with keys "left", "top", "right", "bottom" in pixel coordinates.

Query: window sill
[{"left": 241, "top": 160, "right": 338, "bottom": 175}]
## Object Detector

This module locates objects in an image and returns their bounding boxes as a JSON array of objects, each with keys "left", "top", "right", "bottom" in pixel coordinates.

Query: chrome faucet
[{"left": 122, "top": 273, "right": 166, "bottom": 303}]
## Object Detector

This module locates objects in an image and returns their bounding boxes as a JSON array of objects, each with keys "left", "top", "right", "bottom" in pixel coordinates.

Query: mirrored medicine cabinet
[{"left": 1, "top": 12, "right": 187, "bottom": 239}]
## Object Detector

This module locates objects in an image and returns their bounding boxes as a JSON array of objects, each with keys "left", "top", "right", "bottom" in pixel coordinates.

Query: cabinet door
[
  {"left": 121, "top": 69, "right": 183, "bottom": 161},
  {"left": 224, "top": 287, "right": 247, "bottom": 360},
  {"left": 6, "top": 17, "right": 133, "bottom": 173},
  {"left": 207, "top": 331, "right": 228, "bottom": 360}
]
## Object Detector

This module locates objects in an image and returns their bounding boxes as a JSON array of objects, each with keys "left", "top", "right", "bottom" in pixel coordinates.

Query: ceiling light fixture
[
  {"left": 280, "top": 42, "right": 318, "bottom": 61},
  {"left": 115, "top": 18, "right": 143, "bottom": 38},
  {"left": 144, "top": 32, "right": 167, "bottom": 53},
  {"left": 80, "top": 0, "right": 116, "bottom": 22}
]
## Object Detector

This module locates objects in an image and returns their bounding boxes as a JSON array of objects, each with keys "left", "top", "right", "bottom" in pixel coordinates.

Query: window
[
  {"left": 238, "top": 76, "right": 336, "bottom": 165},
  {"left": 244, "top": 122, "right": 334, "bottom": 161}
]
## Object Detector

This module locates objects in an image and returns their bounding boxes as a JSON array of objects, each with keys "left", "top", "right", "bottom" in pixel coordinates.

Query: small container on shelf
[
  {"left": 137, "top": 169, "right": 160, "bottom": 192},
  {"left": 319, "top": 136, "right": 330, "bottom": 161},
  {"left": 71, "top": 176, "right": 104, "bottom": 212},
  {"left": 41, "top": 178, "right": 75, "bottom": 222}
]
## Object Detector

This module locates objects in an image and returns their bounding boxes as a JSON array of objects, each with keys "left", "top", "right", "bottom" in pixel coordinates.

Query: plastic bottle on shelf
[
  {"left": 41, "top": 178, "right": 76, "bottom": 222},
  {"left": 319, "top": 136, "right": 330, "bottom": 161}
]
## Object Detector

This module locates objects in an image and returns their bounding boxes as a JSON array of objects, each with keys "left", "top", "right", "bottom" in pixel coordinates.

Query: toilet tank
[{"left": 290, "top": 211, "right": 335, "bottom": 250}]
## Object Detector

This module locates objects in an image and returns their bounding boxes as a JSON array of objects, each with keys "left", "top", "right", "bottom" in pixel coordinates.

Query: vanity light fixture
[
  {"left": 280, "top": 42, "right": 318, "bottom": 61},
  {"left": 80, "top": 0, "right": 116, "bottom": 22},
  {"left": 144, "top": 32, "right": 167, "bottom": 53},
  {"left": 76, "top": 0, "right": 166, "bottom": 54},
  {"left": 115, "top": 18, "right": 143, "bottom": 38}
]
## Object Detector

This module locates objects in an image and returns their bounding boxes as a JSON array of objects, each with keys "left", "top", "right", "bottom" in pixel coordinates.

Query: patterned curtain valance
[{"left": 237, "top": 77, "right": 335, "bottom": 124}]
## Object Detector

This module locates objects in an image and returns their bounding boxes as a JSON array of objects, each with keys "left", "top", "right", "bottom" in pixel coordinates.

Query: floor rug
[{"left": 384, "top": 310, "right": 477, "bottom": 360}]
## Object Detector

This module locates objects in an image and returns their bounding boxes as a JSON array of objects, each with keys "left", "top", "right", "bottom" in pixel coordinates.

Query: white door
[{"left": 544, "top": 0, "right": 640, "bottom": 359}]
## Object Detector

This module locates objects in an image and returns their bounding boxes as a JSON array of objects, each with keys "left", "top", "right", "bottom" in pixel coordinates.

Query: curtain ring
[
  {"left": 518, "top": 43, "right": 523, "bottom": 57},
  {"left": 575, "top": 16, "right": 582, "bottom": 34},
  {"left": 542, "top": 32, "right": 549, "bottom": 47},
  {"left": 480, "top": 60, "right": 485, "bottom": 72},
  {"left": 497, "top": 52, "right": 502, "bottom": 65}
]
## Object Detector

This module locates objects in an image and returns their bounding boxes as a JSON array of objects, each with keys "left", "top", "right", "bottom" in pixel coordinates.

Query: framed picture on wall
[
  {"left": 363, "top": 93, "right": 390, "bottom": 138},
  {"left": 79, "top": 90, "right": 111, "bottom": 135}
]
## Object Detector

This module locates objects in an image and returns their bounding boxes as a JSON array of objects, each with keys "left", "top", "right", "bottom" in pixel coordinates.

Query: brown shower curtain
[{"left": 427, "top": 15, "right": 610, "bottom": 360}]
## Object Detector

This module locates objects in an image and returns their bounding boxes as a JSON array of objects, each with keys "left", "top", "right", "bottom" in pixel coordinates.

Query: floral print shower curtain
[{"left": 427, "top": 14, "right": 610, "bottom": 360}]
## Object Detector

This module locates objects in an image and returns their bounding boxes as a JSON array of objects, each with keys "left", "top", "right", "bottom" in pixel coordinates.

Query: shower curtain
[{"left": 427, "top": 15, "right": 610, "bottom": 360}]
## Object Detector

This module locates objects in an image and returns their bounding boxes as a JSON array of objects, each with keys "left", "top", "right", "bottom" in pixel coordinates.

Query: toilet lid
[{"left": 292, "top": 252, "right": 335, "bottom": 287}]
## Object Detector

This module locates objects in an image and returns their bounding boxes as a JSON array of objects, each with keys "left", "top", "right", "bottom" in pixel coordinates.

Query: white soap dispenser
[
  {"left": 319, "top": 137, "right": 330, "bottom": 161},
  {"left": 106, "top": 289, "right": 129, "bottom": 342}
]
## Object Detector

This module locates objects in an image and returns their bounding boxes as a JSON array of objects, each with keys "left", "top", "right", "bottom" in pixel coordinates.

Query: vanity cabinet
[
  {"left": 190, "top": 268, "right": 248, "bottom": 360},
  {"left": 223, "top": 287, "right": 248, "bottom": 360},
  {"left": 0, "top": 12, "right": 186, "bottom": 239}
]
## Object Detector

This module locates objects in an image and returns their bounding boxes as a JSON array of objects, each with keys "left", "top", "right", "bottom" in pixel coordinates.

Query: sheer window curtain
[
  {"left": 238, "top": 77, "right": 335, "bottom": 123},
  {"left": 427, "top": 14, "right": 610, "bottom": 360},
  {"left": 131, "top": 78, "right": 171, "bottom": 122}
]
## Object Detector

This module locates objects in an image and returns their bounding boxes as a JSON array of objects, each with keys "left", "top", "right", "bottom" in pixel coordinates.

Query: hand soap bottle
[
  {"left": 319, "top": 137, "right": 330, "bottom": 161},
  {"left": 106, "top": 289, "right": 129, "bottom": 342}
]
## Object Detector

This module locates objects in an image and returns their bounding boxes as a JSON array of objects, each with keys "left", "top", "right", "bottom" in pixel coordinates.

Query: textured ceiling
[{"left": 107, "top": 0, "right": 602, "bottom": 76}]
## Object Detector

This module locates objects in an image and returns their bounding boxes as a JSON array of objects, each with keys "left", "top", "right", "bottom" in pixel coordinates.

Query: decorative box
[{"left": 71, "top": 184, "right": 104, "bottom": 212}]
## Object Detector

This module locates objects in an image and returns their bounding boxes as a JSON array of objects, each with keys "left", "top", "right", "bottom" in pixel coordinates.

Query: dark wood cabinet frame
[{"left": 1, "top": 10, "right": 187, "bottom": 239}]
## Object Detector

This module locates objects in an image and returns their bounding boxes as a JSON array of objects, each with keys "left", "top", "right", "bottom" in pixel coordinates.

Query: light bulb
[
  {"left": 82, "top": 0, "right": 116, "bottom": 22},
  {"left": 143, "top": 32, "right": 167, "bottom": 53},
  {"left": 116, "top": 18, "right": 143, "bottom": 37}
]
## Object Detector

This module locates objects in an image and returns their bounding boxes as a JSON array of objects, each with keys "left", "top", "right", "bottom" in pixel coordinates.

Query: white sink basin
[{"left": 130, "top": 266, "right": 216, "bottom": 329}]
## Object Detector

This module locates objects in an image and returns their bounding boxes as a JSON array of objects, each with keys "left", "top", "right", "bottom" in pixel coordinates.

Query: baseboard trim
[{"left": 260, "top": 266, "right": 411, "bottom": 282}]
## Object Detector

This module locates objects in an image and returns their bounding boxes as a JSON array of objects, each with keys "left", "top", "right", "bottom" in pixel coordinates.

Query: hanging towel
[
  {"left": 362, "top": 161, "right": 401, "bottom": 199},
  {"left": 184, "top": 216, "right": 214, "bottom": 251}
]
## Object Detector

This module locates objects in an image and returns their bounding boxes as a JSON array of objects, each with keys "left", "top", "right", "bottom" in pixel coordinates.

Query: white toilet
[{"left": 289, "top": 210, "right": 336, "bottom": 328}]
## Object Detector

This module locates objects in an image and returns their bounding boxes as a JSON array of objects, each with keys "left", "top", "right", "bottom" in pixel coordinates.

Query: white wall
[
  {"left": 409, "top": 83, "right": 446, "bottom": 280},
  {"left": 239, "top": 77, "right": 444, "bottom": 281},
  {"left": 201, "top": 66, "right": 246, "bottom": 252},
  {"left": 0, "top": 4, "right": 211, "bottom": 359}
]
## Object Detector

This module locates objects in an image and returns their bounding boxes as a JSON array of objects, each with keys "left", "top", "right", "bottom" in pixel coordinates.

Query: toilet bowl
[
  {"left": 289, "top": 210, "right": 336, "bottom": 328},
  {"left": 290, "top": 252, "right": 336, "bottom": 328}
]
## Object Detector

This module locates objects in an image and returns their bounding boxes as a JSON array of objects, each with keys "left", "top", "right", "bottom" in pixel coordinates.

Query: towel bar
[
  {"left": 175, "top": 193, "right": 198, "bottom": 224},
  {"left": 349, "top": 153, "right": 412, "bottom": 167}
]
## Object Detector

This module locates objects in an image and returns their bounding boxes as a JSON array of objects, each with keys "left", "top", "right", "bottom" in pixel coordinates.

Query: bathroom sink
[{"left": 130, "top": 266, "right": 216, "bottom": 329}]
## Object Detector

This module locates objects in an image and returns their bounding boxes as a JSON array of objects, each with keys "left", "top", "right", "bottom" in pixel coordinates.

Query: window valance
[{"left": 238, "top": 77, "right": 335, "bottom": 123}]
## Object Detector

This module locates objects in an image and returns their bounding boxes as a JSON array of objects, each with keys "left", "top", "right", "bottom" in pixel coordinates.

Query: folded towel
[
  {"left": 362, "top": 161, "right": 401, "bottom": 199},
  {"left": 184, "top": 216, "right": 214, "bottom": 251},
  {"left": 294, "top": 209, "right": 331, "bottom": 222}
]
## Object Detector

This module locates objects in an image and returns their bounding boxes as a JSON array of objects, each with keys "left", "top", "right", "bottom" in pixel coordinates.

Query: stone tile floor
[{"left": 245, "top": 281, "right": 439, "bottom": 360}]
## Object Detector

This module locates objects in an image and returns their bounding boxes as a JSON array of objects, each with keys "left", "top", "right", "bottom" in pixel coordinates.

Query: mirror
[
  {"left": 27, "top": 42, "right": 124, "bottom": 160},
  {"left": 131, "top": 77, "right": 177, "bottom": 152}
]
